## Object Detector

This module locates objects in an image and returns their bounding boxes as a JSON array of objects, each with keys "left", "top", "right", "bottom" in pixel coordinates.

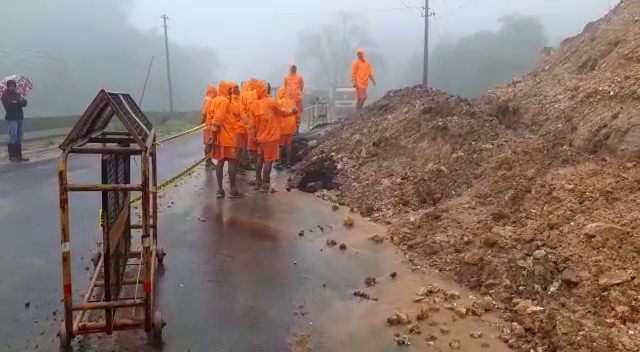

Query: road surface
[{"left": 0, "top": 134, "right": 512, "bottom": 352}]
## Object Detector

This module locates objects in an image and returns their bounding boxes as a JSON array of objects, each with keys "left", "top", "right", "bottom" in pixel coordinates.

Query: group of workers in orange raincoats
[{"left": 200, "top": 50, "right": 375, "bottom": 197}]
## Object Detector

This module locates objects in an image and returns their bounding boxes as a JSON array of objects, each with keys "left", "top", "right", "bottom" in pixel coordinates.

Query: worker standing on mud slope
[
  {"left": 276, "top": 87, "right": 297, "bottom": 169},
  {"left": 283, "top": 64, "right": 304, "bottom": 130},
  {"left": 208, "top": 80, "right": 244, "bottom": 198},
  {"left": 250, "top": 81, "right": 297, "bottom": 193},
  {"left": 241, "top": 79, "right": 260, "bottom": 169},
  {"left": 351, "top": 49, "right": 376, "bottom": 113},
  {"left": 201, "top": 84, "right": 217, "bottom": 170}
]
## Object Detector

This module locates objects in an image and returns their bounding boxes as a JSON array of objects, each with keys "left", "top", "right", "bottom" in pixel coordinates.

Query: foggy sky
[
  {"left": 132, "top": 0, "right": 619, "bottom": 84},
  {"left": 0, "top": 0, "right": 620, "bottom": 116}
]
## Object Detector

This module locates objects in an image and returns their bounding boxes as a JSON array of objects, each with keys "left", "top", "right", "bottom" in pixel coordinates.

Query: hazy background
[{"left": 0, "top": 0, "right": 619, "bottom": 117}]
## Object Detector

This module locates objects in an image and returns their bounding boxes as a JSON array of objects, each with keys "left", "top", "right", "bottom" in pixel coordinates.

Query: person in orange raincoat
[
  {"left": 351, "top": 49, "right": 376, "bottom": 112},
  {"left": 283, "top": 64, "right": 304, "bottom": 126},
  {"left": 250, "top": 81, "right": 297, "bottom": 192},
  {"left": 240, "top": 79, "right": 260, "bottom": 169},
  {"left": 229, "top": 83, "right": 249, "bottom": 170},
  {"left": 201, "top": 84, "right": 217, "bottom": 169},
  {"left": 207, "top": 80, "right": 243, "bottom": 198},
  {"left": 276, "top": 87, "right": 298, "bottom": 168}
]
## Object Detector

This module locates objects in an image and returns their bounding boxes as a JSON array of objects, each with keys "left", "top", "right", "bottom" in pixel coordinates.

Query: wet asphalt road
[{"left": 0, "top": 135, "right": 391, "bottom": 352}]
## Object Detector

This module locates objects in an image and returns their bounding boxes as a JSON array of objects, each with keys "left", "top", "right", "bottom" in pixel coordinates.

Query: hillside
[
  {"left": 293, "top": 2, "right": 640, "bottom": 351},
  {"left": 485, "top": 0, "right": 640, "bottom": 157}
]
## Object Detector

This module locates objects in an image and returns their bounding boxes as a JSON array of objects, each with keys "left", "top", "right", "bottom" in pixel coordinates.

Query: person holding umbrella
[{"left": 2, "top": 80, "right": 29, "bottom": 162}]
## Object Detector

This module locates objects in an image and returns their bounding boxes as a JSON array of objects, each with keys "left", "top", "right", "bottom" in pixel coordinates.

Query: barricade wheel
[
  {"left": 58, "top": 325, "right": 71, "bottom": 348},
  {"left": 91, "top": 251, "right": 101, "bottom": 268},
  {"left": 156, "top": 246, "right": 166, "bottom": 265},
  {"left": 152, "top": 311, "right": 165, "bottom": 340}
]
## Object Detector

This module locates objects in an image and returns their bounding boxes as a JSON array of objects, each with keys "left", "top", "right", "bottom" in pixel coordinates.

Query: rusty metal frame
[{"left": 57, "top": 91, "right": 163, "bottom": 348}]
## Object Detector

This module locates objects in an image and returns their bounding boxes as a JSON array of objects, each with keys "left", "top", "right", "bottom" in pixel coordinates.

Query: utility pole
[
  {"left": 161, "top": 14, "right": 174, "bottom": 113},
  {"left": 422, "top": 0, "right": 429, "bottom": 86}
]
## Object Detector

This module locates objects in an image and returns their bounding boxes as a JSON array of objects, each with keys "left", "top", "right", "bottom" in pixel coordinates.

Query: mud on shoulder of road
[{"left": 292, "top": 9, "right": 640, "bottom": 347}]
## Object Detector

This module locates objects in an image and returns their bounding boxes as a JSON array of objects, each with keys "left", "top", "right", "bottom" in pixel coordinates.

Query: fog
[{"left": 0, "top": 0, "right": 619, "bottom": 117}]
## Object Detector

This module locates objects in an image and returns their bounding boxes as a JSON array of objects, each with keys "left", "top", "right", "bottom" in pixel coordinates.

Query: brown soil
[{"left": 293, "top": 2, "right": 640, "bottom": 351}]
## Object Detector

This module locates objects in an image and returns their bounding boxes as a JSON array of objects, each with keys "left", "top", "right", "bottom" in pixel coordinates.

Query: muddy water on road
[{"left": 28, "top": 166, "right": 511, "bottom": 351}]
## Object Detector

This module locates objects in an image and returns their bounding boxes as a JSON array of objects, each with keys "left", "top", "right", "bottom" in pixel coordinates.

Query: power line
[
  {"left": 398, "top": 0, "right": 423, "bottom": 17},
  {"left": 279, "top": 7, "right": 422, "bottom": 18},
  {"left": 436, "top": 0, "right": 474, "bottom": 19}
]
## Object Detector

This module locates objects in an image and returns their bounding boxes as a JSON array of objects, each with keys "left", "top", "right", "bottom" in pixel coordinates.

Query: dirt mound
[
  {"left": 294, "top": 84, "right": 640, "bottom": 350},
  {"left": 484, "top": 0, "right": 640, "bottom": 157}
]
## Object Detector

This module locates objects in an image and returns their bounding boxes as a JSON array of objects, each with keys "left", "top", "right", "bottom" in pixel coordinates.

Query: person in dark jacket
[{"left": 1, "top": 80, "right": 29, "bottom": 162}]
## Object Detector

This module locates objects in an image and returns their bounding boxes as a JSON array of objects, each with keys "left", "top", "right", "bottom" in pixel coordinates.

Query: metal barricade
[{"left": 57, "top": 90, "right": 165, "bottom": 347}]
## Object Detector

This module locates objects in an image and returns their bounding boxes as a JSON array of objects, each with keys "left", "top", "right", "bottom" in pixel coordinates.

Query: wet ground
[{"left": 0, "top": 135, "right": 512, "bottom": 351}]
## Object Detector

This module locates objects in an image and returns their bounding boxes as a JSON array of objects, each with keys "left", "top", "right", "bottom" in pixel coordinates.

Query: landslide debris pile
[
  {"left": 294, "top": 3, "right": 640, "bottom": 350},
  {"left": 485, "top": 0, "right": 640, "bottom": 157}
]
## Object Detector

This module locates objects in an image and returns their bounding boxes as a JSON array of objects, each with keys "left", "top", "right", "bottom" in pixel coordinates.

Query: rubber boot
[
  {"left": 16, "top": 144, "right": 29, "bottom": 162},
  {"left": 8, "top": 144, "right": 18, "bottom": 162}
]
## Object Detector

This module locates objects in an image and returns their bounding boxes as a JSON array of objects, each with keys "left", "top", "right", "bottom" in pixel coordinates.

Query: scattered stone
[
  {"left": 326, "top": 238, "right": 337, "bottom": 247},
  {"left": 481, "top": 340, "right": 491, "bottom": 348},
  {"left": 24, "top": 302, "right": 30, "bottom": 309},
  {"left": 339, "top": 243, "right": 347, "bottom": 251},
  {"left": 532, "top": 249, "right": 546, "bottom": 259},
  {"left": 286, "top": 186, "right": 292, "bottom": 192},
  {"left": 387, "top": 311, "right": 412, "bottom": 326},
  {"left": 408, "top": 323, "right": 421, "bottom": 335},
  {"left": 454, "top": 305, "right": 468, "bottom": 318},
  {"left": 343, "top": 216, "right": 355, "bottom": 227},
  {"left": 599, "top": 270, "right": 634, "bottom": 287},
  {"left": 449, "top": 339, "right": 461, "bottom": 350},
  {"left": 499, "top": 327, "right": 513, "bottom": 342},
  {"left": 394, "top": 335, "right": 411, "bottom": 346},
  {"left": 390, "top": 271, "right": 398, "bottom": 278},
  {"left": 413, "top": 296, "right": 426, "bottom": 303},
  {"left": 369, "top": 234, "right": 384, "bottom": 244},
  {"left": 425, "top": 333, "right": 437, "bottom": 342},
  {"left": 511, "top": 322, "right": 526, "bottom": 338},
  {"left": 440, "top": 326, "right": 451, "bottom": 335},
  {"left": 445, "top": 290, "right": 461, "bottom": 300},
  {"left": 482, "top": 235, "right": 498, "bottom": 248},
  {"left": 469, "top": 331, "right": 483, "bottom": 339},
  {"left": 365, "top": 277, "right": 376, "bottom": 287},
  {"left": 298, "top": 230, "right": 304, "bottom": 237},
  {"left": 583, "top": 222, "right": 629, "bottom": 239},
  {"left": 416, "top": 306, "right": 429, "bottom": 321},
  {"left": 331, "top": 204, "right": 339, "bottom": 211},
  {"left": 561, "top": 269, "right": 581, "bottom": 286},
  {"left": 354, "top": 290, "right": 378, "bottom": 301}
]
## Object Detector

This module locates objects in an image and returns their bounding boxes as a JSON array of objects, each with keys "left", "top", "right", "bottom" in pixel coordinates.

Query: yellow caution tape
[
  {"left": 156, "top": 124, "right": 205, "bottom": 145},
  {"left": 98, "top": 123, "right": 208, "bottom": 227}
]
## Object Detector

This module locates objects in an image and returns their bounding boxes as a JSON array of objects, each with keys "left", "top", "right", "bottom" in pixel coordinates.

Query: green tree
[{"left": 405, "top": 15, "right": 548, "bottom": 98}]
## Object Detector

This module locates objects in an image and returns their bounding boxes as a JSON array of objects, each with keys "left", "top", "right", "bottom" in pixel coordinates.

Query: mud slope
[
  {"left": 294, "top": 85, "right": 640, "bottom": 350},
  {"left": 485, "top": 0, "right": 640, "bottom": 157}
]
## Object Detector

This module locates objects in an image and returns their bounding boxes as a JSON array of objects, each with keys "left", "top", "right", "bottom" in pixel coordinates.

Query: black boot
[
  {"left": 16, "top": 144, "right": 29, "bottom": 162},
  {"left": 7, "top": 144, "right": 18, "bottom": 162}
]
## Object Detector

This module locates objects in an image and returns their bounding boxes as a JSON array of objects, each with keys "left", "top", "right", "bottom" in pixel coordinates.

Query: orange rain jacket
[
  {"left": 251, "top": 81, "right": 295, "bottom": 143},
  {"left": 277, "top": 87, "right": 297, "bottom": 135},
  {"left": 207, "top": 81, "right": 236, "bottom": 147},
  {"left": 283, "top": 65, "right": 304, "bottom": 103},
  {"left": 240, "top": 79, "right": 259, "bottom": 134},
  {"left": 228, "top": 82, "right": 245, "bottom": 134},
  {"left": 351, "top": 49, "right": 374, "bottom": 89},
  {"left": 202, "top": 84, "right": 218, "bottom": 144}
]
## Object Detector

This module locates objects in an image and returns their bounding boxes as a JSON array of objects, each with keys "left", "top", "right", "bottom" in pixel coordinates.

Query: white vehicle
[{"left": 333, "top": 87, "right": 356, "bottom": 117}]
